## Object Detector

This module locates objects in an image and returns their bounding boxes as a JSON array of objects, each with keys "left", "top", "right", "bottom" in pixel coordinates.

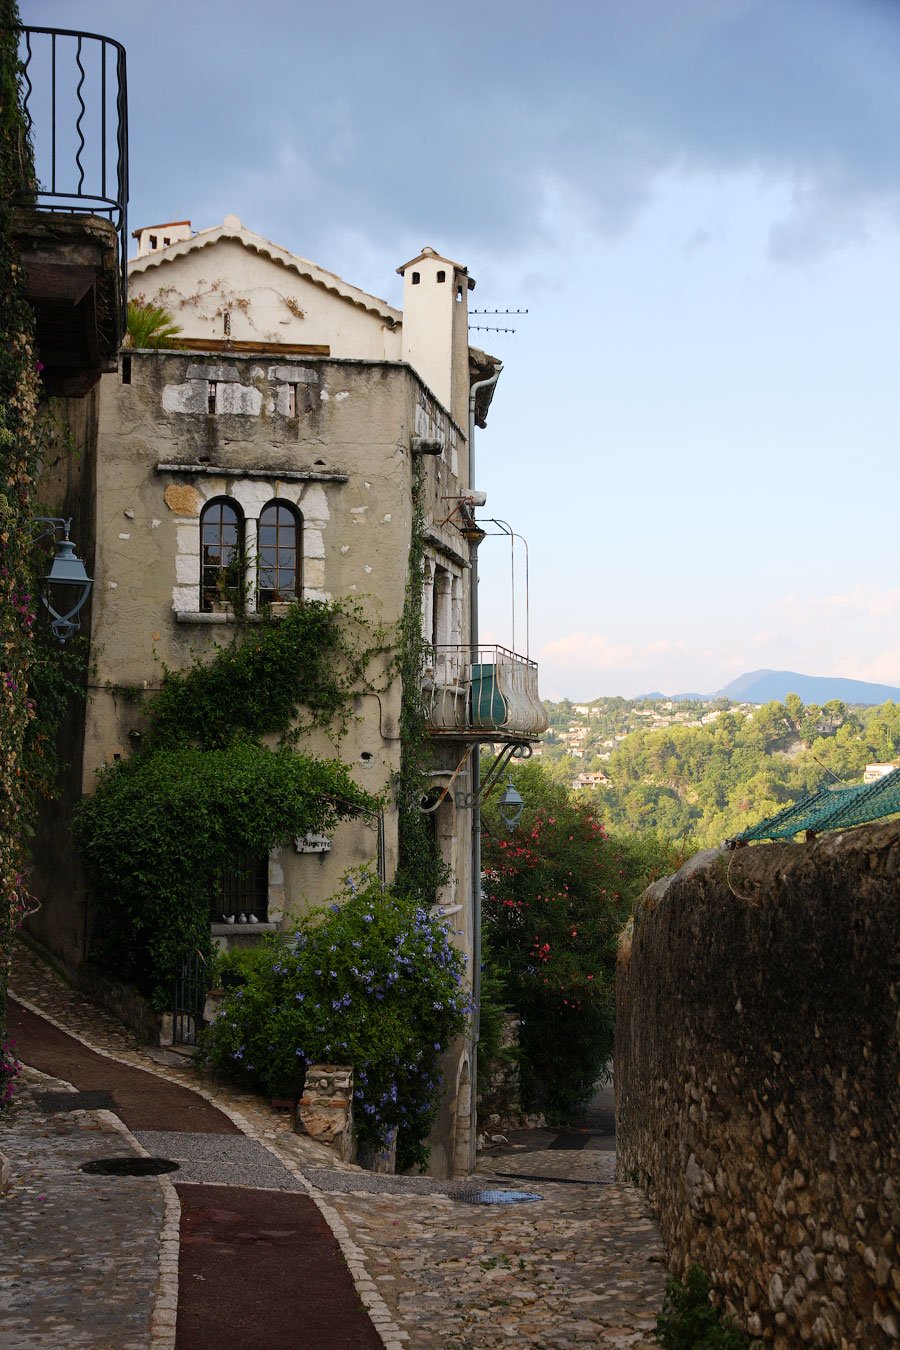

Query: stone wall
[{"left": 615, "top": 820, "right": 899, "bottom": 1348}]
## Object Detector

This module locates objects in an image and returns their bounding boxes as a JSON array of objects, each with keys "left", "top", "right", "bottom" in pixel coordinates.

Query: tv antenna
[{"left": 468, "top": 307, "right": 529, "bottom": 336}]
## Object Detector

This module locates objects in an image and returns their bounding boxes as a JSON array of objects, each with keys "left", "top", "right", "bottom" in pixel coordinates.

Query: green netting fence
[{"left": 730, "top": 767, "right": 900, "bottom": 843}]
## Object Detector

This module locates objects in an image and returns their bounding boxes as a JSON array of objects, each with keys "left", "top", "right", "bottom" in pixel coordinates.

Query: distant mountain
[{"left": 717, "top": 669, "right": 900, "bottom": 707}]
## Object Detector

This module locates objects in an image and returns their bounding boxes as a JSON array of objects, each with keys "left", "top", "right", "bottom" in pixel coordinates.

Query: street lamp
[
  {"left": 498, "top": 778, "right": 524, "bottom": 832},
  {"left": 32, "top": 518, "right": 94, "bottom": 642}
]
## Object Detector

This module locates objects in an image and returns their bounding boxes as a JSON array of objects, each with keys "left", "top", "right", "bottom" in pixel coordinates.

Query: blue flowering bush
[{"left": 198, "top": 874, "right": 468, "bottom": 1170}]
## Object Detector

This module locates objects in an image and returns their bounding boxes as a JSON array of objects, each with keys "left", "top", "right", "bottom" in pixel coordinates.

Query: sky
[{"left": 21, "top": 0, "right": 900, "bottom": 699}]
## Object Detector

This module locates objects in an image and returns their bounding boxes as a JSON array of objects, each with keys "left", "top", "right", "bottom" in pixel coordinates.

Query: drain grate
[
  {"left": 80, "top": 1156, "right": 180, "bottom": 1177},
  {"left": 454, "top": 1188, "right": 542, "bottom": 1205},
  {"left": 37, "top": 1090, "right": 117, "bottom": 1114},
  {"left": 490, "top": 1171, "right": 611, "bottom": 1187}
]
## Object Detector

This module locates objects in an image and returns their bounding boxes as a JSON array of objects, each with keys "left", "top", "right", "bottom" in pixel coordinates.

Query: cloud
[
  {"left": 775, "top": 586, "right": 900, "bottom": 626},
  {"left": 539, "top": 632, "right": 691, "bottom": 672},
  {"left": 36, "top": 0, "right": 900, "bottom": 271}
]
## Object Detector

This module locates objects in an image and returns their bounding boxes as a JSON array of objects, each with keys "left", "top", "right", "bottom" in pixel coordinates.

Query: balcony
[
  {"left": 13, "top": 27, "right": 128, "bottom": 395},
  {"left": 424, "top": 644, "right": 548, "bottom": 743}
]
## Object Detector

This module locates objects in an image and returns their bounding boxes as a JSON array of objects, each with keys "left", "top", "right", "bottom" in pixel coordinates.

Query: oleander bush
[
  {"left": 199, "top": 874, "right": 468, "bottom": 1171},
  {"left": 482, "top": 760, "right": 683, "bottom": 1121}
]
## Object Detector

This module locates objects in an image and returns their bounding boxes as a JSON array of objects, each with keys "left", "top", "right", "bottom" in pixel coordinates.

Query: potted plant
[{"left": 266, "top": 589, "right": 294, "bottom": 618}]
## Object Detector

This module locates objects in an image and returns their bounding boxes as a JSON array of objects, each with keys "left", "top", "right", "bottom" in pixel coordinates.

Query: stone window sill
[
  {"left": 175, "top": 611, "right": 263, "bottom": 625},
  {"left": 210, "top": 922, "right": 277, "bottom": 936}
]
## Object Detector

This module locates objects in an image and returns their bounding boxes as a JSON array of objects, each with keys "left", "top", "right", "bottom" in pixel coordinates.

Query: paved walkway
[{"left": 3, "top": 943, "right": 668, "bottom": 1348}]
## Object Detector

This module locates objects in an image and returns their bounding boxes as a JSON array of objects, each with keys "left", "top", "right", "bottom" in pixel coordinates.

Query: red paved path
[
  {"left": 9, "top": 998, "right": 383, "bottom": 1349},
  {"left": 176, "top": 1184, "right": 382, "bottom": 1349},
  {"left": 9, "top": 999, "right": 238, "bottom": 1132}
]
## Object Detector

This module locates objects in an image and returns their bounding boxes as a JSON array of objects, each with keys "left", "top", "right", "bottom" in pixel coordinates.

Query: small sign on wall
[{"left": 295, "top": 832, "right": 332, "bottom": 854}]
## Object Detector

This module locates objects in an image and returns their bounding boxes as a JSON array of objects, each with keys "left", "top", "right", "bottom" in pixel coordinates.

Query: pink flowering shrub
[{"left": 482, "top": 763, "right": 680, "bottom": 1120}]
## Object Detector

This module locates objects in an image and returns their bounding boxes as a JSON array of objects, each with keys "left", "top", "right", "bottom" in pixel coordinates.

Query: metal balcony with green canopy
[
  {"left": 423, "top": 644, "right": 548, "bottom": 744},
  {"left": 728, "top": 767, "right": 900, "bottom": 844}
]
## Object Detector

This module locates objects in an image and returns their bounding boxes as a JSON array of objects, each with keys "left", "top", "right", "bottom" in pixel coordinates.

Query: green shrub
[
  {"left": 76, "top": 744, "right": 376, "bottom": 1009},
  {"left": 656, "top": 1266, "right": 752, "bottom": 1349},
  {"left": 199, "top": 874, "right": 468, "bottom": 1170}
]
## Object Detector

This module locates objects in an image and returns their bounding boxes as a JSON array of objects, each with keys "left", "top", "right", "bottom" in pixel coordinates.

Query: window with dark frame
[
  {"left": 258, "top": 500, "right": 301, "bottom": 605},
  {"left": 200, "top": 498, "right": 243, "bottom": 612},
  {"left": 210, "top": 848, "right": 269, "bottom": 922}
]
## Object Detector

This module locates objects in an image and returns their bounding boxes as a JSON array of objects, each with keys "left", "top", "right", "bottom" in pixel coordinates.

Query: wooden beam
[
  {"left": 22, "top": 261, "right": 95, "bottom": 305},
  {"left": 164, "top": 338, "right": 331, "bottom": 356}
]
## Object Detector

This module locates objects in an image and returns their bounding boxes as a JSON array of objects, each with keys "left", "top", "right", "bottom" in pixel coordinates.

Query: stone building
[{"left": 31, "top": 216, "right": 547, "bottom": 1174}]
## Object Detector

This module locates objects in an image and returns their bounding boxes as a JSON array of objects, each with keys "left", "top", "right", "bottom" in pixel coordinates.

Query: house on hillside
[{"left": 31, "top": 215, "right": 547, "bottom": 1175}]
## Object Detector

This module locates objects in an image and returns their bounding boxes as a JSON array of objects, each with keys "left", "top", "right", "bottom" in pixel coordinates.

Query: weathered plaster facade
[{"left": 85, "top": 349, "right": 471, "bottom": 938}]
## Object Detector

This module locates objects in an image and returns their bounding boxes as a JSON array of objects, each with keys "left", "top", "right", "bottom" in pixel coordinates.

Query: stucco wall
[
  {"left": 131, "top": 234, "right": 402, "bottom": 360},
  {"left": 615, "top": 821, "right": 899, "bottom": 1347}
]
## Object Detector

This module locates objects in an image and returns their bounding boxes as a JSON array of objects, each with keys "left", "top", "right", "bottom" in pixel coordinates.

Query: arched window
[
  {"left": 258, "top": 500, "right": 302, "bottom": 605},
  {"left": 200, "top": 497, "right": 243, "bottom": 612}
]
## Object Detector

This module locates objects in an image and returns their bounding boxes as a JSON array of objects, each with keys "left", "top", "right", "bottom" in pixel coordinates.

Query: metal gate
[{"left": 172, "top": 949, "right": 208, "bottom": 1046}]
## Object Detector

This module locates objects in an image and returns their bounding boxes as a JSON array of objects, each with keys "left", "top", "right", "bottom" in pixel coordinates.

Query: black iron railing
[{"left": 17, "top": 26, "right": 128, "bottom": 323}]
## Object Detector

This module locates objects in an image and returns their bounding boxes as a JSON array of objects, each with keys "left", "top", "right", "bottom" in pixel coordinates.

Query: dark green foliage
[
  {"left": 199, "top": 875, "right": 467, "bottom": 1170},
  {"left": 656, "top": 1266, "right": 752, "bottom": 1349},
  {"left": 146, "top": 601, "right": 370, "bottom": 750},
  {"left": 76, "top": 745, "right": 376, "bottom": 1009}
]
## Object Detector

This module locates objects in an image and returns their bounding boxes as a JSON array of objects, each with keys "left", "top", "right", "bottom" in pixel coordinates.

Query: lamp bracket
[{"left": 455, "top": 742, "right": 523, "bottom": 810}]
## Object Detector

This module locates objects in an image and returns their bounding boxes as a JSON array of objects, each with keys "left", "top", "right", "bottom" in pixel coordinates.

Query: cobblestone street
[{"left": 2, "top": 943, "right": 668, "bottom": 1348}]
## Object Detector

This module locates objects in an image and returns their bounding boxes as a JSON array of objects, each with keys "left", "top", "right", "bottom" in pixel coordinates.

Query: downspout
[{"left": 467, "top": 365, "right": 502, "bottom": 1050}]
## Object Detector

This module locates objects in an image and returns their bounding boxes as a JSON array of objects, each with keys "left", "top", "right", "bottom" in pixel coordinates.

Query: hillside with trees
[{"left": 535, "top": 695, "right": 900, "bottom": 848}]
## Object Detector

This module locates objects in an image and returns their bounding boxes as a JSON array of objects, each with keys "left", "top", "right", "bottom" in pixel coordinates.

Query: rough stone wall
[{"left": 615, "top": 821, "right": 899, "bottom": 1348}]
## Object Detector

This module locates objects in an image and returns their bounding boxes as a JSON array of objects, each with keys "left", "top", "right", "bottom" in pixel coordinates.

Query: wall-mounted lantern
[
  {"left": 497, "top": 778, "right": 525, "bottom": 832},
  {"left": 32, "top": 517, "right": 93, "bottom": 642}
]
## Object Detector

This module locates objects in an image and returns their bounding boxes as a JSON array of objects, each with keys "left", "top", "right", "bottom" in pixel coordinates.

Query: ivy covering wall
[
  {"left": 76, "top": 603, "right": 380, "bottom": 1007},
  {"left": 0, "top": 1, "right": 40, "bottom": 1040}
]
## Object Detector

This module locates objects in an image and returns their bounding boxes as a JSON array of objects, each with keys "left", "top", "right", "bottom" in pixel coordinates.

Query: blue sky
[{"left": 22, "top": 0, "right": 900, "bottom": 698}]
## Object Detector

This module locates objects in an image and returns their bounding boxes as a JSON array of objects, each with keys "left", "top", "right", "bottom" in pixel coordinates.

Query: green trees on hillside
[{"left": 594, "top": 698, "right": 900, "bottom": 846}]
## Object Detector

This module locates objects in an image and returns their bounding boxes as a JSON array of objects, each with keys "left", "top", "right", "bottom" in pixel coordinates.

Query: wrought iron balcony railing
[
  {"left": 423, "top": 644, "right": 549, "bottom": 742},
  {"left": 17, "top": 26, "right": 129, "bottom": 322}
]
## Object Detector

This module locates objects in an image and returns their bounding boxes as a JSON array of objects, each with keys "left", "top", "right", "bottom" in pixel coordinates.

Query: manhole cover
[
  {"left": 37, "top": 1091, "right": 117, "bottom": 1113},
  {"left": 80, "top": 1156, "right": 180, "bottom": 1177},
  {"left": 455, "top": 1188, "right": 542, "bottom": 1205}
]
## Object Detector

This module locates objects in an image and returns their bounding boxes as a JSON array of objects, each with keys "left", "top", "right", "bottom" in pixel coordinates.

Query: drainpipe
[{"left": 466, "top": 365, "right": 502, "bottom": 1053}]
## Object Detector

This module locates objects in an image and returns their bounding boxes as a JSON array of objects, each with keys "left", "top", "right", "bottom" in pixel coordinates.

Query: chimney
[
  {"left": 397, "top": 246, "right": 474, "bottom": 428},
  {"left": 132, "top": 220, "right": 192, "bottom": 258}
]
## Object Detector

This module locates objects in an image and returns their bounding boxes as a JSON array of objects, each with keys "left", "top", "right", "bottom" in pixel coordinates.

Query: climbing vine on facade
[
  {"left": 394, "top": 459, "right": 445, "bottom": 905},
  {"left": 0, "top": 1, "right": 41, "bottom": 1040}
]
